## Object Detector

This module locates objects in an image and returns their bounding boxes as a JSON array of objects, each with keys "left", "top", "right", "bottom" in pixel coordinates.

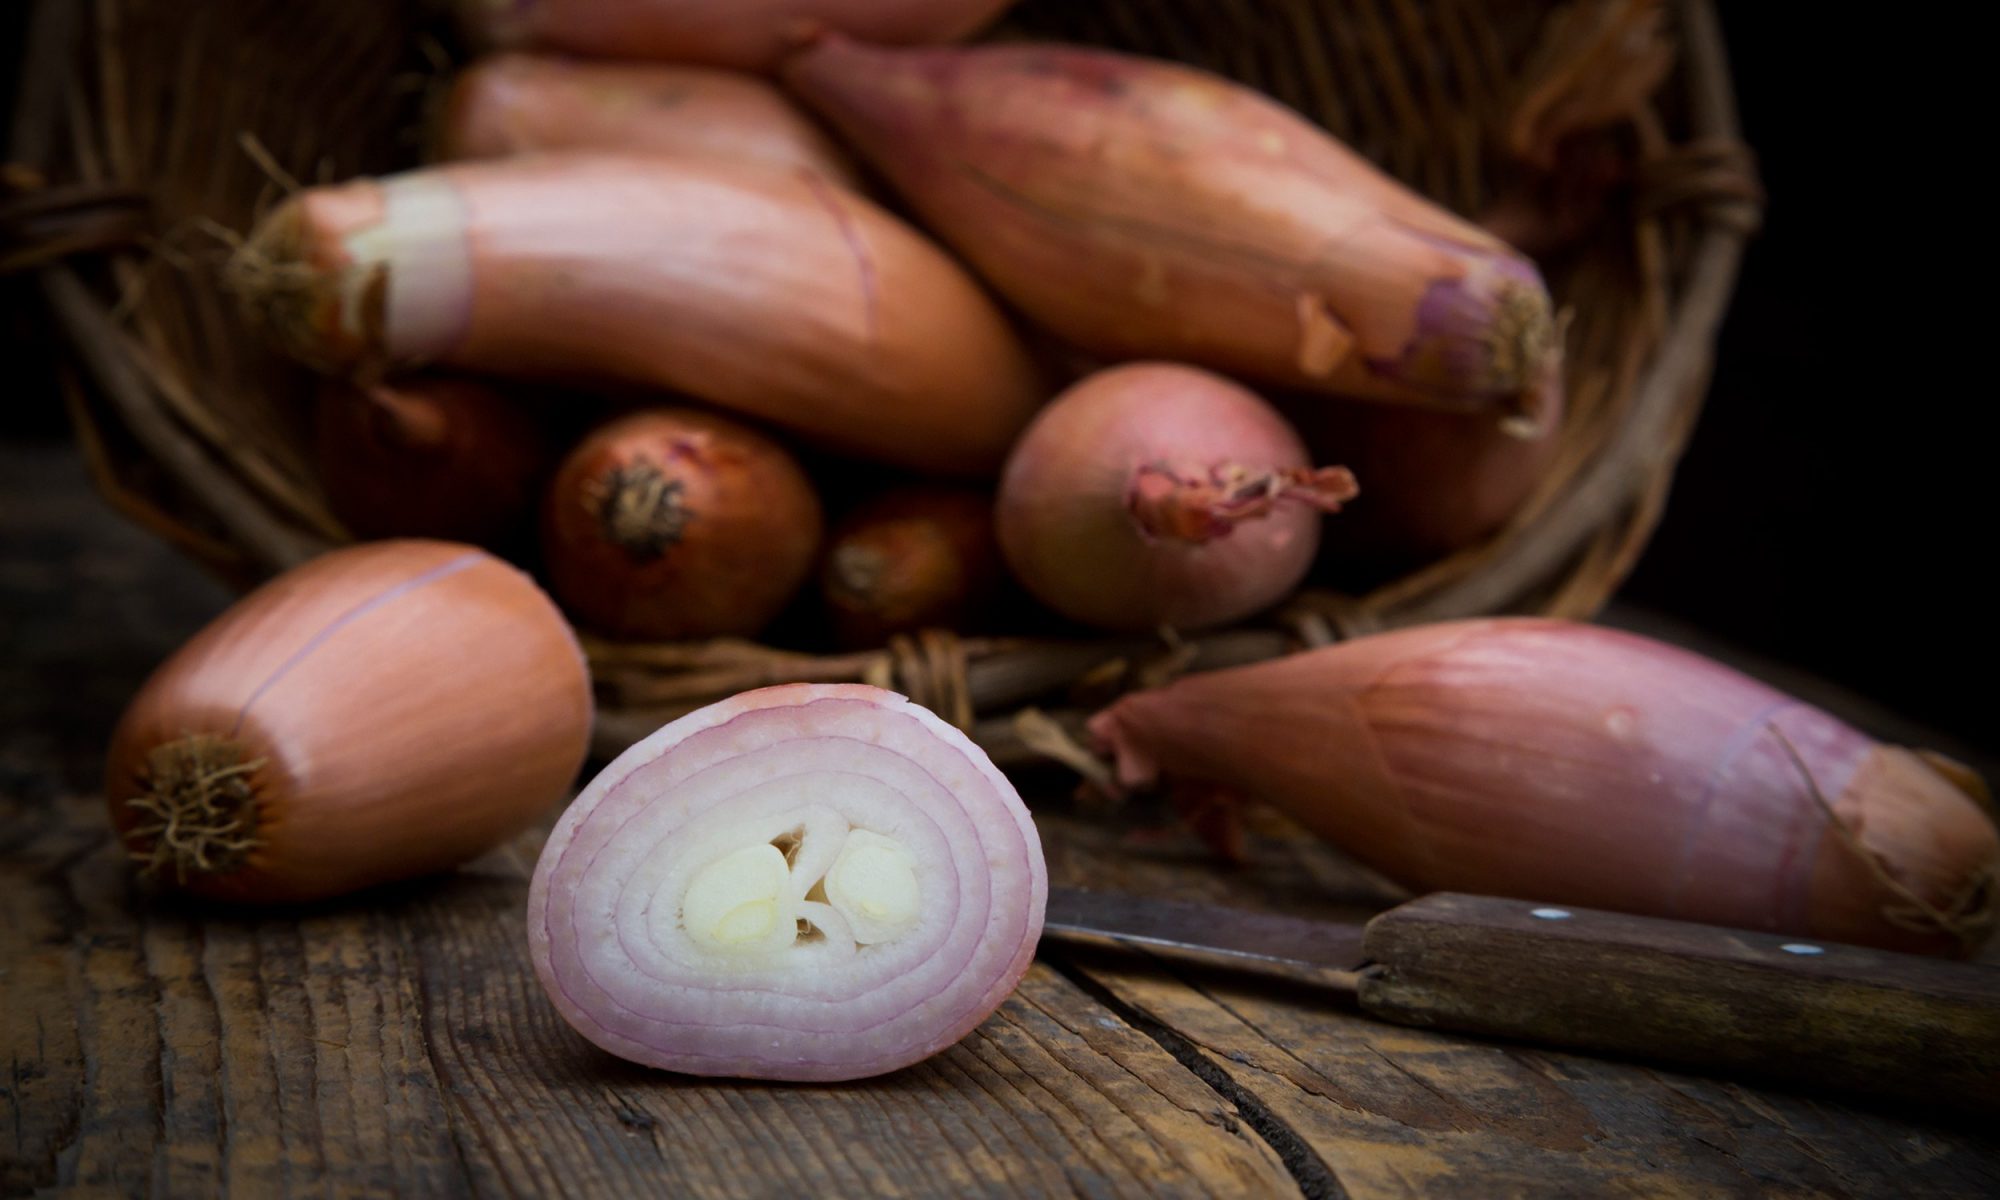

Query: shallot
[
  {"left": 1282, "top": 390, "right": 1567, "bottom": 570},
  {"left": 541, "top": 407, "right": 823, "bottom": 640},
  {"left": 784, "top": 35, "right": 1563, "bottom": 430},
  {"left": 1088, "top": 618, "right": 1999, "bottom": 956},
  {"left": 434, "top": 54, "right": 861, "bottom": 187},
  {"left": 459, "top": 0, "right": 1018, "bottom": 72},
  {"left": 821, "top": 487, "right": 1002, "bottom": 647},
  {"left": 232, "top": 153, "right": 1046, "bottom": 475},
  {"left": 528, "top": 683, "right": 1046, "bottom": 1080},
  {"left": 314, "top": 376, "right": 550, "bottom": 549},
  {"left": 996, "top": 364, "right": 1357, "bottom": 632},
  {"left": 105, "top": 541, "right": 592, "bottom": 903}
]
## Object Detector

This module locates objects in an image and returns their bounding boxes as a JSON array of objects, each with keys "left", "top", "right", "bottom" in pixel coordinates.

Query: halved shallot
[{"left": 528, "top": 683, "right": 1047, "bottom": 1080}]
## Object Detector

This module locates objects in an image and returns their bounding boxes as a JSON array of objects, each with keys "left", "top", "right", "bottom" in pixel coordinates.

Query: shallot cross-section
[{"left": 527, "top": 684, "right": 1048, "bottom": 1081}]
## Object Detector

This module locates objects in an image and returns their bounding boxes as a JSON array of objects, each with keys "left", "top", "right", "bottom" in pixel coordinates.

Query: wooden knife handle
[{"left": 1357, "top": 894, "right": 2000, "bottom": 1113}]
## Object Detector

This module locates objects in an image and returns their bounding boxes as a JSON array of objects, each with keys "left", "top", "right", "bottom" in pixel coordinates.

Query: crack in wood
[
  {"left": 1048, "top": 956, "right": 1351, "bottom": 1200},
  {"left": 402, "top": 918, "right": 496, "bottom": 1199}
]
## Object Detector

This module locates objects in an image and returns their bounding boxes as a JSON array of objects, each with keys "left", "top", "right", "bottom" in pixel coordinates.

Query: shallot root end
[
  {"left": 224, "top": 207, "right": 335, "bottom": 368},
  {"left": 121, "top": 734, "right": 267, "bottom": 883},
  {"left": 1492, "top": 298, "right": 1568, "bottom": 440},
  {"left": 595, "top": 461, "right": 692, "bottom": 563}
]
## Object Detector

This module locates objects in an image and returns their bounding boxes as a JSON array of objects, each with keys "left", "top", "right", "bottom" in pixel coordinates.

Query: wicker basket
[{"left": 12, "top": 0, "right": 1760, "bottom": 763}]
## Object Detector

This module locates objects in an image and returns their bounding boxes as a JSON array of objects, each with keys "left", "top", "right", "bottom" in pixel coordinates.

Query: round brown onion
[{"left": 527, "top": 684, "right": 1047, "bottom": 1081}]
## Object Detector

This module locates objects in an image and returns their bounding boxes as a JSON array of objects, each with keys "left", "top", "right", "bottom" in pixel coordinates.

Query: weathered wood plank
[
  {"left": 400, "top": 858, "right": 1299, "bottom": 1199},
  {"left": 0, "top": 799, "right": 472, "bottom": 1197},
  {"left": 1, "top": 794, "right": 1301, "bottom": 1198},
  {"left": 1030, "top": 809, "right": 2000, "bottom": 1199},
  {"left": 1062, "top": 955, "right": 2000, "bottom": 1199}
]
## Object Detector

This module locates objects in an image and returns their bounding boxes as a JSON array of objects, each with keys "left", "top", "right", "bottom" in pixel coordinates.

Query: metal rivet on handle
[
  {"left": 1530, "top": 907, "right": 1572, "bottom": 920},
  {"left": 1779, "top": 943, "right": 1825, "bottom": 956}
]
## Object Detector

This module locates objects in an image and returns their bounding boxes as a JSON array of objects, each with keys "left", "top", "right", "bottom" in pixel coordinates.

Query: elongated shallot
[
  {"left": 435, "top": 54, "right": 861, "bottom": 187},
  {"left": 785, "top": 35, "right": 1563, "bottom": 430},
  {"left": 1089, "top": 619, "right": 1999, "bottom": 956},
  {"left": 233, "top": 154, "right": 1046, "bottom": 475},
  {"left": 460, "top": 0, "right": 1017, "bottom": 72}
]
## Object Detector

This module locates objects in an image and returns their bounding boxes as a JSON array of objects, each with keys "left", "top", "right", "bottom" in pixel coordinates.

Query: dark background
[
  {"left": 1612, "top": 8, "right": 1989, "bottom": 752},
  {"left": 3, "top": 6, "right": 1988, "bottom": 754}
]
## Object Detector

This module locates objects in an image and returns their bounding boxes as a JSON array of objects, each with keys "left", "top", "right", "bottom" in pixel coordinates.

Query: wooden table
[{"left": 4, "top": 444, "right": 1996, "bottom": 1199}]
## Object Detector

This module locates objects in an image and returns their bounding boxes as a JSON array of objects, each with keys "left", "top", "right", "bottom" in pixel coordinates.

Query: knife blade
[
  {"left": 1041, "top": 886, "right": 2000, "bottom": 1114},
  {"left": 1043, "top": 885, "right": 1368, "bottom": 989}
]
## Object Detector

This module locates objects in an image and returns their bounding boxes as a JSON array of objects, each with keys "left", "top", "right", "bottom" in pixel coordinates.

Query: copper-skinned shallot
[
  {"left": 459, "top": 0, "right": 1018, "bottom": 73},
  {"left": 542, "top": 408, "right": 824, "bottom": 640},
  {"left": 314, "top": 376, "right": 551, "bottom": 549},
  {"left": 434, "top": 54, "right": 861, "bottom": 187},
  {"left": 785, "top": 36, "right": 1563, "bottom": 431},
  {"left": 821, "top": 487, "right": 1002, "bottom": 647},
  {"left": 1283, "top": 389, "right": 1568, "bottom": 571},
  {"left": 105, "top": 541, "right": 592, "bottom": 904},
  {"left": 232, "top": 154, "right": 1046, "bottom": 475},
  {"left": 1088, "top": 619, "right": 1999, "bottom": 957}
]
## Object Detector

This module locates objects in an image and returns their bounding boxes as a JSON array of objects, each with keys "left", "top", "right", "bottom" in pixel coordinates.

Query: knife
[{"left": 1042, "top": 886, "right": 2000, "bottom": 1114}]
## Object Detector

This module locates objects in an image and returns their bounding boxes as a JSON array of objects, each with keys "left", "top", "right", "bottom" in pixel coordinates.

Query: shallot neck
[{"left": 1128, "top": 462, "right": 1359, "bottom": 543}]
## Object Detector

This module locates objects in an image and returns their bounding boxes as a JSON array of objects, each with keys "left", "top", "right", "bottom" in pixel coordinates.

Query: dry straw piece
[{"left": 15, "top": 0, "right": 1761, "bottom": 755}]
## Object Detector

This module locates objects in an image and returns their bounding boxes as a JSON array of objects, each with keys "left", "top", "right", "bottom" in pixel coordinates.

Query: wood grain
[
  {"left": 399, "top": 852, "right": 1298, "bottom": 1199},
  {"left": 2, "top": 795, "right": 1300, "bottom": 1198},
  {"left": 1063, "top": 956, "right": 2000, "bottom": 1200}
]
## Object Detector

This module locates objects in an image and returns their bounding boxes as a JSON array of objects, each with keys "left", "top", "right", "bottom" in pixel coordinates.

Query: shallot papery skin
[
  {"left": 459, "top": 0, "right": 1017, "bottom": 72},
  {"left": 434, "top": 54, "right": 861, "bottom": 188},
  {"left": 784, "top": 36, "right": 1563, "bottom": 430},
  {"left": 541, "top": 407, "right": 824, "bottom": 640},
  {"left": 1089, "top": 619, "right": 2000, "bottom": 956},
  {"left": 315, "top": 376, "right": 550, "bottom": 549},
  {"left": 235, "top": 153, "right": 1046, "bottom": 475},
  {"left": 997, "top": 364, "right": 1356, "bottom": 632},
  {"left": 528, "top": 684, "right": 1047, "bottom": 1081},
  {"left": 105, "top": 541, "right": 592, "bottom": 903},
  {"left": 1283, "top": 387, "right": 1567, "bottom": 569},
  {"left": 821, "top": 487, "right": 1001, "bottom": 648}
]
